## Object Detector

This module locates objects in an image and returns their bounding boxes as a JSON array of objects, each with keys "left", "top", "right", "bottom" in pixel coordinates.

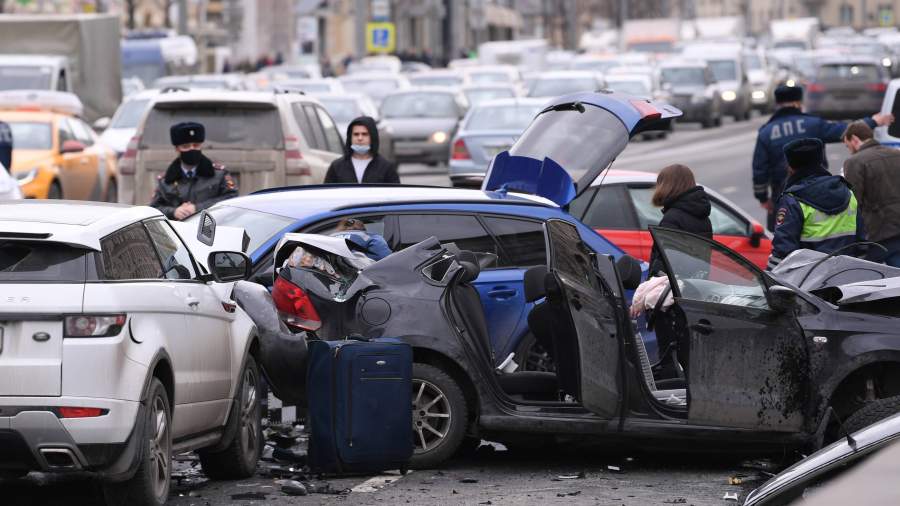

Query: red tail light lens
[
  {"left": 806, "top": 83, "right": 825, "bottom": 93},
  {"left": 451, "top": 139, "right": 471, "bottom": 160},
  {"left": 867, "top": 82, "right": 888, "bottom": 93},
  {"left": 284, "top": 135, "right": 310, "bottom": 176},
  {"left": 64, "top": 315, "right": 126, "bottom": 337},
  {"left": 272, "top": 276, "right": 322, "bottom": 331},
  {"left": 58, "top": 407, "right": 106, "bottom": 418},
  {"left": 119, "top": 136, "right": 140, "bottom": 174}
]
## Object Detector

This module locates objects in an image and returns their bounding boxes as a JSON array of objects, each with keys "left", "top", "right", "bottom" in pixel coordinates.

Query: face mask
[
  {"left": 350, "top": 144, "right": 371, "bottom": 155},
  {"left": 179, "top": 149, "right": 202, "bottom": 166}
]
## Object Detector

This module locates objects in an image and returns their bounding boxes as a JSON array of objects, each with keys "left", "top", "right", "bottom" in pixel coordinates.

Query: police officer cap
[
  {"left": 784, "top": 138, "right": 824, "bottom": 169},
  {"left": 170, "top": 122, "right": 205, "bottom": 146},
  {"left": 774, "top": 85, "right": 803, "bottom": 104}
]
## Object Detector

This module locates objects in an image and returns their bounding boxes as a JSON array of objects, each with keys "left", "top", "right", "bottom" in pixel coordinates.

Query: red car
[{"left": 570, "top": 170, "right": 773, "bottom": 269}]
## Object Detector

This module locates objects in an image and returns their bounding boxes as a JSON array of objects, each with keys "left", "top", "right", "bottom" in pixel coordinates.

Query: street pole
[
  {"left": 178, "top": 0, "right": 188, "bottom": 35},
  {"left": 355, "top": 0, "right": 367, "bottom": 59}
]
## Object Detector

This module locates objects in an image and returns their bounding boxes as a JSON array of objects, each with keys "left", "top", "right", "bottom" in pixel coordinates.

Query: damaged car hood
[{"left": 771, "top": 249, "right": 900, "bottom": 291}]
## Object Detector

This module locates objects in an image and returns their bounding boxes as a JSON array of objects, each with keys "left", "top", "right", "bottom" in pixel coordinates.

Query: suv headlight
[
  {"left": 15, "top": 167, "right": 38, "bottom": 186},
  {"left": 883, "top": 57, "right": 892, "bottom": 67},
  {"left": 721, "top": 90, "right": 738, "bottom": 101},
  {"left": 430, "top": 131, "right": 448, "bottom": 144}
]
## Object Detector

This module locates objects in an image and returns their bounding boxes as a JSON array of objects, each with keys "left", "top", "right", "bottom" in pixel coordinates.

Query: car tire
[
  {"left": 515, "top": 332, "right": 556, "bottom": 373},
  {"left": 102, "top": 378, "right": 172, "bottom": 506},
  {"left": 198, "top": 355, "right": 263, "bottom": 480},
  {"left": 106, "top": 179, "right": 118, "bottom": 203},
  {"left": 47, "top": 181, "right": 62, "bottom": 199},
  {"left": 844, "top": 394, "right": 900, "bottom": 435},
  {"left": 701, "top": 116, "right": 714, "bottom": 129},
  {"left": 411, "top": 363, "right": 467, "bottom": 469}
]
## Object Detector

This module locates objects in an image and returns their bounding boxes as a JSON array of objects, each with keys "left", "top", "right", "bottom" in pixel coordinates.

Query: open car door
[
  {"left": 649, "top": 226, "right": 810, "bottom": 431},
  {"left": 545, "top": 219, "right": 621, "bottom": 418}
]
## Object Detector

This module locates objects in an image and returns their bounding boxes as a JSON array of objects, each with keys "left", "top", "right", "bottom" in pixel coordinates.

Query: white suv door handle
[{"left": 185, "top": 296, "right": 200, "bottom": 308}]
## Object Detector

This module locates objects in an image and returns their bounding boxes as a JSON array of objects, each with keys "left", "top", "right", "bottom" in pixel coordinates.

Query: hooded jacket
[
  {"left": 324, "top": 116, "right": 399, "bottom": 184},
  {"left": 649, "top": 186, "right": 713, "bottom": 274},
  {"left": 768, "top": 173, "right": 865, "bottom": 269}
]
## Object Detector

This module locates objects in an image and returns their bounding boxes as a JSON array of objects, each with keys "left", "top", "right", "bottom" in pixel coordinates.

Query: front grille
[{"left": 0, "top": 431, "right": 39, "bottom": 471}]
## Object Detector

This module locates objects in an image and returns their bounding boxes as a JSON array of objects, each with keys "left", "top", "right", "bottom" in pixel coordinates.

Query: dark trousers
[
  {"left": 766, "top": 180, "right": 785, "bottom": 232},
  {"left": 867, "top": 236, "right": 900, "bottom": 267}
]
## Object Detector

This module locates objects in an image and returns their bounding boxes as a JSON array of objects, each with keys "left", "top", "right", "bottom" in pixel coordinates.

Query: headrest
[
  {"left": 616, "top": 255, "right": 643, "bottom": 291},
  {"left": 456, "top": 250, "right": 480, "bottom": 284},
  {"left": 524, "top": 265, "right": 549, "bottom": 302}
]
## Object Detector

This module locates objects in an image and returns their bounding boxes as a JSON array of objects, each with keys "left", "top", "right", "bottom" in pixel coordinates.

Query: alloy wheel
[
  {"left": 149, "top": 395, "right": 170, "bottom": 500},
  {"left": 411, "top": 379, "right": 452, "bottom": 453},
  {"left": 239, "top": 367, "right": 260, "bottom": 461}
]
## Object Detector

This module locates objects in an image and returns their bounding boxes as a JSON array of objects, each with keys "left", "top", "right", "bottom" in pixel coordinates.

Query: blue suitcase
[{"left": 306, "top": 338, "right": 413, "bottom": 474}]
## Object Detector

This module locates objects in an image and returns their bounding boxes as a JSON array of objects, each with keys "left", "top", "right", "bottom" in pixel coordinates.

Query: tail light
[
  {"left": 806, "top": 83, "right": 825, "bottom": 93},
  {"left": 867, "top": 82, "right": 888, "bottom": 93},
  {"left": 451, "top": 139, "right": 471, "bottom": 160},
  {"left": 57, "top": 407, "right": 107, "bottom": 418},
  {"left": 119, "top": 135, "right": 140, "bottom": 174},
  {"left": 64, "top": 315, "right": 127, "bottom": 337},
  {"left": 284, "top": 136, "right": 310, "bottom": 176},
  {"left": 272, "top": 276, "right": 321, "bottom": 331}
]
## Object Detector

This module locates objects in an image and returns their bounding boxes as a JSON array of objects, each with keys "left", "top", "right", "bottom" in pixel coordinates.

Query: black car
[{"left": 266, "top": 92, "right": 900, "bottom": 470}]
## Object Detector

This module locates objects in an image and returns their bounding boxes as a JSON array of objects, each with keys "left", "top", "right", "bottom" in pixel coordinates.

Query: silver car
[
  {"left": 338, "top": 72, "right": 410, "bottom": 106},
  {"left": 448, "top": 97, "right": 544, "bottom": 186},
  {"left": 461, "top": 83, "right": 518, "bottom": 107},
  {"left": 313, "top": 92, "right": 394, "bottom": 160},
  {"left": 527, "top": 70, "right": 606, "bottom": 98},
  {"left": 380, "top": 87, "right": 468, "bottom": 166}
]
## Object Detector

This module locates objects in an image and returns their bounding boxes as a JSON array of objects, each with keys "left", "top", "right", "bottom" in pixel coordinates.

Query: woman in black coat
[{"left": 647, "top": 164, "right": 713, "bottom": 275}]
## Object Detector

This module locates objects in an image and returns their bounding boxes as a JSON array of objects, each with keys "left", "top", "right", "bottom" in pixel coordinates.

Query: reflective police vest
[{"left": 795, "top": 192, "right": 859, "bottom": 244}]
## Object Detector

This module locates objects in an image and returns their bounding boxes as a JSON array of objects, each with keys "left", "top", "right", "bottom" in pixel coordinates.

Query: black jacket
[
  {"left": 150, "top": 153, "right": 238, "bottom": 219},
  {"left": 324, "top": 116, "right": 399, "bottom": 184},
  {"left": 649, "top": 186, "right": 713, "bottom": 274}
]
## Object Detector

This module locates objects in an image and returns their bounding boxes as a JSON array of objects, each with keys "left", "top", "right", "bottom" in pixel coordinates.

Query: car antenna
[
  {"left": 829, "top": 406, "right": 858, "bottom": 452},
  {"left": 796, "top": 241, "right": 887, "bottom": 289}
]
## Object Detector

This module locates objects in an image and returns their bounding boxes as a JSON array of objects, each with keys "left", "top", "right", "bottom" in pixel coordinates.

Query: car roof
[
  {"left": 462, "top": 83, "right": 517, "bottom": 91},
  {"left": 0, "top": 109, "right": 58, "bottom": 122},
  {"left": 0, "top": 54, "right": 66, "bottom": 65},
  {"left": 149, "top": 89, "right": 282, "bottom": 105},
  {"left": 469, "top": 97, "right": 545, "bottom": 108},
  {"left": 0, "top": 201, "right": 162, "bottom": 250},
  {"left": 339, "top": 72, "right": 406, "bottom": 81},
  {"left": 217, "top": 185, "right": 553, "bottom": 219},
  {"left": 659, "top": 58, "right": 708, "bottom": 68},
  {"left": 534, "top": 70, "right": 601, "bottom": 79},
  {"left": 817, "top": 55, "right": 882, "bottom": 65}
]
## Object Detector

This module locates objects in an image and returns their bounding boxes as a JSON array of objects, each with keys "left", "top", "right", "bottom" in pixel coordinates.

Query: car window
[
  {"left": 381, "top": 93, "right": 459, "bottom": 118},
  {"left": 482, "top": 216, "right": 546, "bottom": 267},
  {"left": 0, "top": 240, "right": 87, "bottom": 283},
  {"left": 528, "top": 77, "right": 597, "bottom": 97},
  {"left": 9, "top": 122, "right": 52, "bottom": 150},
  {"left": 660, "top": 67, "right": 706, "bottom": 86},
  {"left": 567, "top": 187, "right": 597, "bottom": 221},
  {"left": 463, "top": 88, "right": 516, "bottom": 107},
  {"left": 466, "top": 104, "right": 539, "bottom": 131},
  {"left": 628, "top": 186, "right": 664, "bottom": 229},
  {"left": 547, "top": 219, "right": 599, "bottom": 291},
  {"left": 197, "top": 206, "right": 295, "bottom": 257},
  {"left": 100, "top": 224, "right": 163, "bottom": 280},
  {"left": 68, "top": 118, "right": 94, "bottom": 146},
  {"left": 312, "top": 215, "right": 388, "bottom": 239},
  {"left": 110, "top": 98, "right": 151, "bottom": 129},
  {"left": 142, "top": 105, "right": 284, "bottom": 149},
  {"left": 318, "top": 97, "right": 361, "bottom": 125},
  {"left": 707, "top": 60, "right": 738, "bottom": 81},
  {"left": 57, "top": 118, "right": 76, "bottom": 145},
  {"left": 302, "top": 104, "right": 328, "bottom": 150},
  {"left": 817, "top": 63, "right": 882, "bottom": 81},
  {"left": 316, "top": 106, "right": 344, "bottom": 154},
  {"left": 397, "top": 214, "right": 498, "bottom": 258},
  {"left": 652, "top": 227, "right": 769, "bottom": 309},
  {"left": 290, "top": 102, "right": 318, "bottom": 149},
  {"left": 629, "top": 187, "right": 748, "bottom": 236},
  {"left": 144, "top": 220, "right": 197, "bottom": 280},
  {"left": 582, "top": 186, "right": 637, "bottom": 229},
  {"left": 710, "top": 201, "right": 749, "bottom": 236}
]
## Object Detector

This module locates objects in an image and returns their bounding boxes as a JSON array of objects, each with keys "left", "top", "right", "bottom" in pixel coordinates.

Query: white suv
[{"left": 0, "top": 201, "right": 264, "bottom": 505}]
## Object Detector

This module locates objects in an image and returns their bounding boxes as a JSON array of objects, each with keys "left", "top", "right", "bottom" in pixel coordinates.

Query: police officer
[
  {"left": 150, "top": 122, "right": 238, "bottom": 220},
  {"left": 767, "top": 138, "right": 865, "bottom": 270},
  {"left": 752, "top": 85, "right": 892, "bottom": 231}
]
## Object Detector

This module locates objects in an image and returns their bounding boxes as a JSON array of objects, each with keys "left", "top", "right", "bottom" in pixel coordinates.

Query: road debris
[
  {"left": 723, "top": 491, "right": 740, "bottom": 501},
  {"left": 556, "top": 491, "right": 582, "bottom": 497},
  {"left": 280, "top": 480, "right": 308, "bottom": 496},
  {"left": 553, "top": 471, "right": 586, "bottom": 480},
  {"left": 607, "top": 465, "right": 622, "bottom": 473},
  {"left": 460, "top": 478, "right": 480, "bottom": 484}
]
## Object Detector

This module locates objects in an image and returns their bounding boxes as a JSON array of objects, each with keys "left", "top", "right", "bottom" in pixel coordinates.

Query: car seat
[
  {"left": 523, "top": 265, "right": 556, "bottom": 366},
  {"left": 543, "top": 272, "right": 583, "bottom": 400},
  {"left": 452, "top": 253, "right": 559, "bottom": 399}
]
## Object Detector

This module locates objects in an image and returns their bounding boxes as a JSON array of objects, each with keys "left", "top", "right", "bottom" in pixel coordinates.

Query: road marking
[
  {"left": 351, "top": 470, "right": 412, "bottom": 493},
  {"left": 721, "top": 185, "right": 738, "bottom": 194}
]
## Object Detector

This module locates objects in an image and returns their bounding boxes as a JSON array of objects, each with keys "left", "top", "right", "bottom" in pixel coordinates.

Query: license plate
[{"left": 484, "top": 145, "right": 511, "bottom": 158}]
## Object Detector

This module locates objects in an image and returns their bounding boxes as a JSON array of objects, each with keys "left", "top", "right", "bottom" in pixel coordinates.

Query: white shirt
[{"left": 351, "top": 157, "right": 370, "bottom": 183}]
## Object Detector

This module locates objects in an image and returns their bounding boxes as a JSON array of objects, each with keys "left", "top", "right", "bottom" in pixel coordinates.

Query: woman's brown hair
[{"left": 652, "top": 164, "right": 697, "bottom": 207}]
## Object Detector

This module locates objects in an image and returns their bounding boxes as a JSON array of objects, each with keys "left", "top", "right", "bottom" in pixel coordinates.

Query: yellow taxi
[{"left": 0, "top": 91, "right": 118, "bottom": 200}]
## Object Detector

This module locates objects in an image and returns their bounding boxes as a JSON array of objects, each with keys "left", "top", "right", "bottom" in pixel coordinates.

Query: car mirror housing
[
  {"left": 60, "top": 140, "right": 86, "bottom": 154},
  {"left": 750, "top": 222, "right": 765, "bottom": 248},
  {"left": 208, "top": 251, "right": 251, "bottom": 282},
  {"left": 615, "top": 254, "right": 643, "bottom": 291},
  {"left": 768, "top": 285, "right": 798, "bottom": 313}
]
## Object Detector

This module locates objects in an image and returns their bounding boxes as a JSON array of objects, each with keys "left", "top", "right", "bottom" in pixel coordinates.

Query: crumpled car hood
[{"left": 772, "top": 249, "right": 900, "bottom": 305}]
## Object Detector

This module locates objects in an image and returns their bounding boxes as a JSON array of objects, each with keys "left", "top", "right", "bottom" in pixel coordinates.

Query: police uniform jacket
[
  {"left": 150, "top": 154, "right": 238, "bottom": 219},
  {"left": 752, "top": 107, "right": 876, "bottom": 202},
  {"left": 767, "top": 174, "right": 865, "bottom": 270}
]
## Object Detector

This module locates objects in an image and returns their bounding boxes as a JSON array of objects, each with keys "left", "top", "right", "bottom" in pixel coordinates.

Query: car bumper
[
  {"left": 670, "top": 100, "right": 713, "bottom": 123},
  {"left": 0, "top": 397, "right": 141, "bottom": 478},
  {"left": 448, "top": 159, "right": 487, "bottom": 184},
  {"left": 806, "top": 96, "right": 882, "bottom": 119},
  {"left": 393, "top": 141, "right": 450, "bottom": 164},
  {"left": 720, "top": 98, "right": 745, "bottom": 116}
]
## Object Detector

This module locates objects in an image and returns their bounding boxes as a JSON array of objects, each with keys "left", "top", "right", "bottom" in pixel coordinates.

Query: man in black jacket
[{"left": 324, "top": 116, "right": 399, "bottom": 184}]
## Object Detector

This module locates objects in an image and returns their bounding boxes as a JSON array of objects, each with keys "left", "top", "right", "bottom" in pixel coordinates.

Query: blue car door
[{"left": 471, "top": 268, "right": 529, "bottom": 364}]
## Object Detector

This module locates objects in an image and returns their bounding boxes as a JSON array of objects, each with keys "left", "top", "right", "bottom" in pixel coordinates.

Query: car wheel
[
  {"left": 714, "top": 115, "right": 723, "bottom": 127},
  {"left": 106, "top": 179, "right": 118, "bottom": 203},
  {"left": 515, "top": 332, "right": 556, "bottom": 373},
  {"left": 844, "top": 394, "right": 900, "bottom": 435},
  {"left": 198, "top": 356, "right": 263, "bottom": 480},
  {"left": 47, "top": 181, "right": 62, "bottom": 199},
  {"left": 102, "top": 378, "right": 171, "bottom": 506},
  {"left": 411, "top": 363, "right": 467, "bottom": 469}
]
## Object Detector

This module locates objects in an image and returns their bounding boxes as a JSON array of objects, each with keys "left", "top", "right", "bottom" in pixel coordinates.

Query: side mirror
[
  {"left": 208, "top": 251, "right": 251, "bottom": 282},
  {"left": 768, "top": 285, "right": 798, "bottom": 313},
  {"left": 196, "top": 210, "right": 216, "bottom": 246},
  {"left": 93, "top": 117, "right": 111, "bottom": 132},
  {"left": 750, "top": 222, "right": 765, "bottom": 248},
  {"left": 61, "top": 140, "right": 85, "bottom": 154}
]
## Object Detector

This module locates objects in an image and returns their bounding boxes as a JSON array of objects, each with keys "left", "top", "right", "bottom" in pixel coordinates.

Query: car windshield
[
  {"left": 0, "top": 65, "right": 53, "bottom": 91},
  {"left": 744, "top": 54, "right": 763, "bottom": 70},
  {"left": 0, "top": 241, "right": 87, "bottom": 283},
  {"left": 8, "top": 122, "right": 52, "bottom": 150},
  {"left": 317, "top": 97, "right": 361, "bottom": 124},
  {"left": 628, "top": 41, "right": 675, "bottom": 53},
  {"left": 410, "top": 76, "right": 462, "bottom": 87},
  {"left": 707, "top": 60, "right": 738, "bottom": 81},
  {"left": 607, "top": 80, "right": 651, "bottom": 96},
  {"left": 123, "top": 63, "right": 165, "bottom": 86},
  {"left": 774, "top": 40, "right": 807, "bottom": 51},
  {"left": 142, "top": 104, "right": 284, "bottom": 148},
  {"left": 817, "top": 63, "right": 881, "bottom": 81},
  {"left": 509, "top": 104, "right": 628, "bottom": 179},
  {"left": 571, "top": 60, "right": 620, "bottom": 73},
  {"left": 463, "top": 88, "right": 515, "bottom": 106},
  {"left": 469, "top": 72, "right": 510, "bottom": 84},
  {"left": 193, "top": 206, "right": 295, "bottom": 255},
  {"left": 466, "top": 104, "right": 540, "bottom": 131},
  {"left": 110, "top": 98, "right": 151, "bottom": 129},
  {"left": 286, "top": 83, "right": 332, "bottom": 94},
  {"left": 343, "top": 78, "right": 400, "bottom": 99},
  {"left": 529, "top": 77, "right": 596, "bottom": 97},
  {"left": 155, "top": 78, "right": 231, "bottom": 89},
  {"left": 661, "top": 67, "right": 706, "bottom": 85},
  {"left": 381, "top": 92, "right": 458, "bottom": 118}
]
